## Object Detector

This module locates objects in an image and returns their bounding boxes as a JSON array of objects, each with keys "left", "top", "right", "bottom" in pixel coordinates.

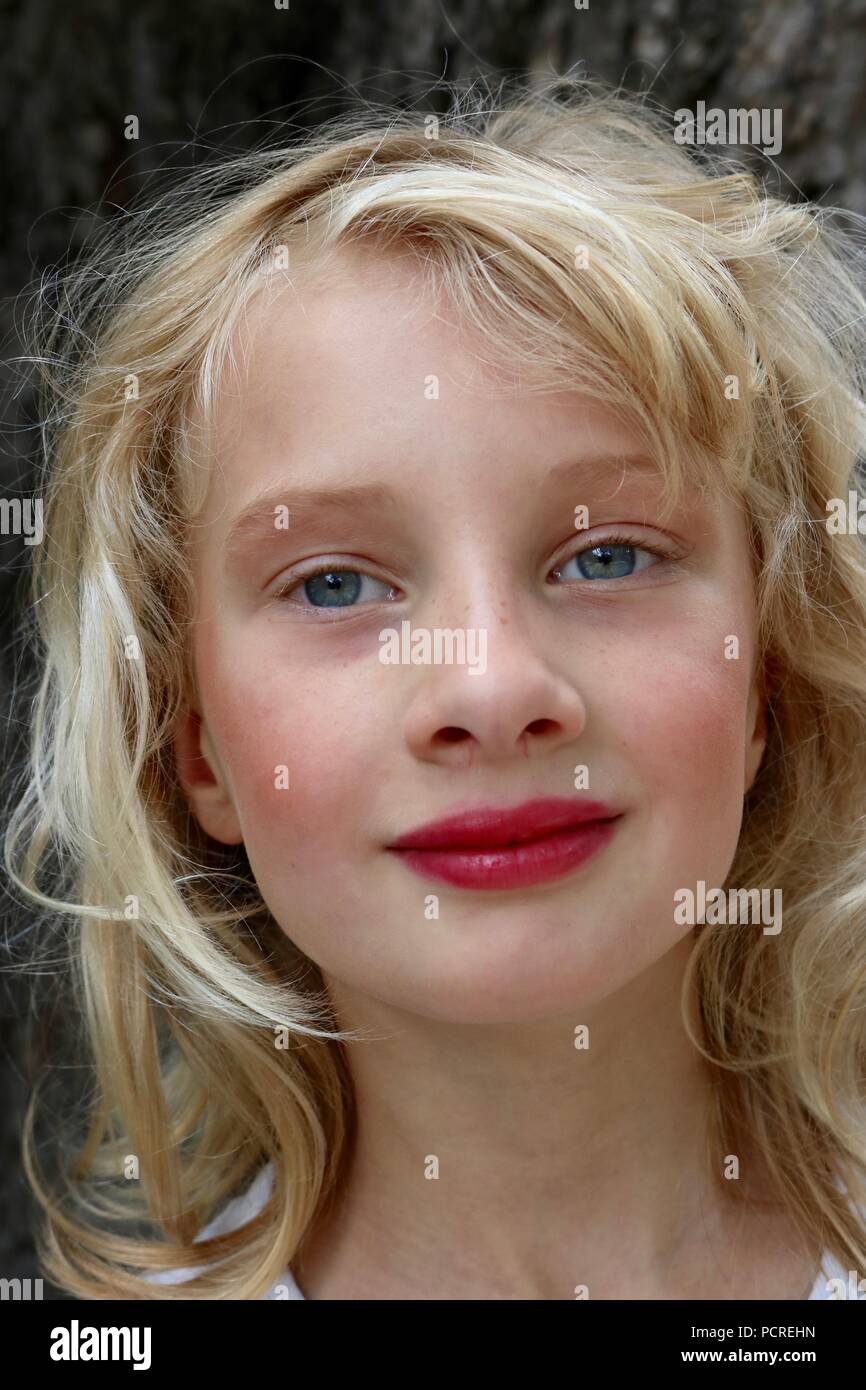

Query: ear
[
  {"left": 743, "top": 670, "right": 770, "bottom": 796},
  {"left": 173, "top": 707, "right": 244, "bottom": 845}
]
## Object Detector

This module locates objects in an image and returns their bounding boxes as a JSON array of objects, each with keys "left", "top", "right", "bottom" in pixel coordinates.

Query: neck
[{"left": 293, "top": 936, "right": 811, "bottom": 1299}]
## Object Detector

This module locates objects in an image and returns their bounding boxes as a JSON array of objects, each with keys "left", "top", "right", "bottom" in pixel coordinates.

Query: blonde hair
[{"left": 5, "top": 72, "right": 866, "bottom": 1298}]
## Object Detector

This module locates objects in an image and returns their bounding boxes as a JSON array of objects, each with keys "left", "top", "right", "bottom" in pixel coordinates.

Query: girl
[{"left": 5, "top": 74, "right": 866, "bottom": 1300}]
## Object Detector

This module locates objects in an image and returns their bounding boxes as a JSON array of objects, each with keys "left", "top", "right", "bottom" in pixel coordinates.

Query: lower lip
[{"left": 388, "top": 817, "right": 622, "bottom": 890}]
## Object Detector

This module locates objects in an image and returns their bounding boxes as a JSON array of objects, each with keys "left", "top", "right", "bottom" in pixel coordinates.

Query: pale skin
[{"left": 174, "top": 243, "right": 821, "bottom": 1299}]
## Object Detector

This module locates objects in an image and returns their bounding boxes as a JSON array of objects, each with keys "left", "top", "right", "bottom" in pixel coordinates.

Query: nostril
[
  {"left": 526, "top": 719, "right": 557, "bottom": 735},
  {"left": 436, "top": 726, "right": 471, "bottom": 745}
]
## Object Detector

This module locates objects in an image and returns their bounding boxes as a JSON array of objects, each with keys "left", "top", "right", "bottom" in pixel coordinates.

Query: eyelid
[{"left": 558, "top": 526, "right": 680, "bottom": 563}]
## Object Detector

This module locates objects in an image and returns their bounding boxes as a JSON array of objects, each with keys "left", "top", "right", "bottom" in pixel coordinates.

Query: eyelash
[{"left": 271, "top": 530, "right": 673, "bottom": 610}]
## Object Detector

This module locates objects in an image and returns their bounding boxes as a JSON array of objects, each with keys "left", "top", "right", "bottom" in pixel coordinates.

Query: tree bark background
[{"left": 1, "top": 0, "right": 864, "bottom": 1291}]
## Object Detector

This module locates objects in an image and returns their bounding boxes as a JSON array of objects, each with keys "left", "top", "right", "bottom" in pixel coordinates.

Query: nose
[{"left": 401, "top": 602, "right": 587, "bottom": 768}]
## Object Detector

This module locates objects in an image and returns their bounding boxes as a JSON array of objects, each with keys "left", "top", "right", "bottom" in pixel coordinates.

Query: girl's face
[{"left": 175, "top": 246, "right": 768, "bottom": 1024}]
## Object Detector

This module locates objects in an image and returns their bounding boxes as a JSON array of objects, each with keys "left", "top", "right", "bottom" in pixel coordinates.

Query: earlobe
[{"left": 173, "top": 708, "right": 244, "bottom": 845}]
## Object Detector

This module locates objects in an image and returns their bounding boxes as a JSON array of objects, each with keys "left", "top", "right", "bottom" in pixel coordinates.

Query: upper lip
[{"left": 387, "top": 797, "right": 622, "bottom": 850}]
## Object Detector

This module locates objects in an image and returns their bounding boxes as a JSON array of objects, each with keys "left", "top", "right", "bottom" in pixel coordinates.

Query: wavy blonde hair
[{"left": 5, "top": 72, "right": 866, "bottom": 1298}]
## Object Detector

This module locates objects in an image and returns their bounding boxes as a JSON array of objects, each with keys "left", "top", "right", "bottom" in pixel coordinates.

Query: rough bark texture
[{"left": 1, "top": 0, "right": 865, "bottom": 1291}]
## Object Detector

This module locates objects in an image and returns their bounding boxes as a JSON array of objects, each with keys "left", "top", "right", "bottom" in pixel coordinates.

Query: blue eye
[
  {"left": 275, "top": 567, "right": 396, "bottom": 608},
  {"left": 554, "top": 537, "right": 664, "bottom": 582}
]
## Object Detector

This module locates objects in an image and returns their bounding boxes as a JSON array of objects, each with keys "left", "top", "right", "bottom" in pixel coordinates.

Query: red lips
[
  {"left": 386, "top": 797, "right": 623, "bottom": 891},
  {"left": 388, "top": 796, "right": 621, "bottom": 850}
]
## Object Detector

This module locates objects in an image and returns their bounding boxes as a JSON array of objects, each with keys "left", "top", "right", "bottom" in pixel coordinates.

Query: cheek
[
  {"left": 622, "top": 653, "right": 749, "bottom": 786},
  {"left": 198, "top": 632, "right": 385, "bottom": 876},
  {"left": 566, "top": 630, "right": 757, "bottom": 994},
  {"left": 605, "top": 629, "right": 754, "bottom": 901},
  {"left": 590, "top": 584, "right": 755, "bottom": 793}
]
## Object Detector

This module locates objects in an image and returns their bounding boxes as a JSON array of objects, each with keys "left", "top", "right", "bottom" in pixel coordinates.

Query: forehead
[
  {"left": 210, "top": 243, "right": 511, "bottom": 441},
  {"left": 201, "top": 243, "right": 650, "bottom": 484},
  {"left": 189, "top": 242, "right": 733, "bottom": 559}
]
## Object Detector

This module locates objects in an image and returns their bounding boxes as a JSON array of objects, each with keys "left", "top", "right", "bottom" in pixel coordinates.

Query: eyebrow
[
  {"left": 223, "top": 451, "right": 665, "bottom": 567},
  {"left": 224, "top": 481, "right": 402, "bottom": 567}
]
